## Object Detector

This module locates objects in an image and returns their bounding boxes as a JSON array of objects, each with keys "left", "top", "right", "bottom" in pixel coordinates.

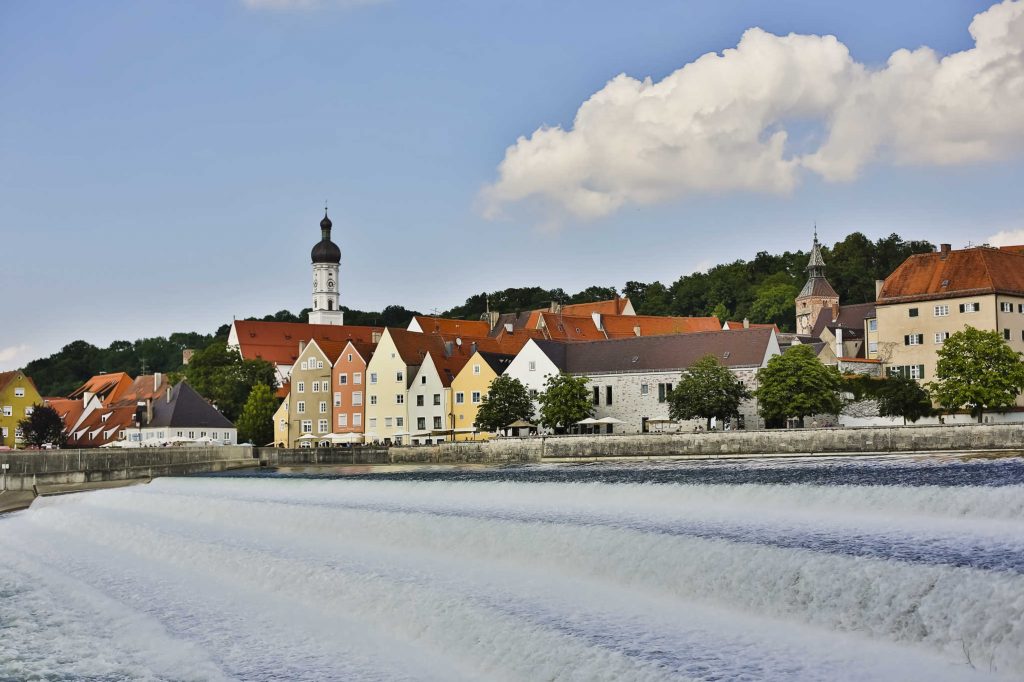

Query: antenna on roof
[{"left": 813, "top": 221, "right": 818, "bottom": 242}]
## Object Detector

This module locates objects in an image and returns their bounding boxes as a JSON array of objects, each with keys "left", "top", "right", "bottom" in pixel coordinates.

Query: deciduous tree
[
  {"left": 185, "top": 342, "right": 277, "bottom": 422},
  {"left": 668, "top": 355, "right": 751, "bottom": 430},
  {"left": 474, "top": 376, "right": 534, "bottom": 432},
  {"left": 537, "top": 373, "right": 593, "bottom": 433},
  {"left": 17, "top": 404, "right": 66, "bottom": 448},
  {"left": 876, "top": 375, "right": 933, "bottom": 425},
  {"left": 927, "top": 327, "right": 1024, "bottom": 423},
  {"left": 236, "top": 383, "right": 278, "bottom": 445},
  {"left": 756, "top": 345, "right": 842, "bottom": 427}
]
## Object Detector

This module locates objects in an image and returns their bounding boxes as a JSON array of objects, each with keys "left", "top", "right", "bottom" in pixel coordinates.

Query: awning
[
  {"left": 595, "top": 417, "right": 625, "bottom": 425},
  {"left": 296, "top": 434, "right": 318, "bottom": 440},
  {"left": 506, "top": 420, "right": 536, "bottom": 428},
  {"left": 576, "top": 417, "right": 600, "bottom": 425}
]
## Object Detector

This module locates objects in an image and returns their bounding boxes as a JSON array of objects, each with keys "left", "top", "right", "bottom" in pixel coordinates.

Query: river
[{"left": 1, "top": 455, "right": 1022, "bottom": 681}]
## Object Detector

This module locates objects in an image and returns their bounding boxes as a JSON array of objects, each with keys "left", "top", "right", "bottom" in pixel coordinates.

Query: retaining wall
[{"left": 0, "top": 446, "right": 256, "bottom": 492}]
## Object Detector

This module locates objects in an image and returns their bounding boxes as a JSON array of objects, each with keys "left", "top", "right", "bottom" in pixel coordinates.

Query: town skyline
[{"left": 2, "top": 0, "right": 1023, "bottom": 370}]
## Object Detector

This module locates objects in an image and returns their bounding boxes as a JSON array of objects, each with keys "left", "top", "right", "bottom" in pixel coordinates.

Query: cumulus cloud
[
  {"left": 483, "top": 0, "right": 1024, "bottom": 221},
  {"left": 0, "top": 344, "right": 31, "bottom": 368},
  {"left": 986, "top": 228, "right": 1024, "bottom": 245}
]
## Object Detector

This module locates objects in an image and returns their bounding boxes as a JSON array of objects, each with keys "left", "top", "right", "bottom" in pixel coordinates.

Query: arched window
[{"left": 328, "top": 300, "right": 334, "bottom": 311}]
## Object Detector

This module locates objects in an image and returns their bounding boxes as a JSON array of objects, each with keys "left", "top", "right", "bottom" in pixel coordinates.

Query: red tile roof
[
  {"left": 879, "top": 246, "right": 1024, "bottom": 303},
  {"left": 604, "top": 315, "right": 722, "bottom": 337},
  {"left": 67, "top": 372, "right": 133, "bottom": 405},
  {"left": 560, "top": 297, "right": 632, "bottom": 316},
  {"left": 537, "top": 313, "right": 608, "bottom": 341},
  {"left": 412, "top": 316, "right": 491, "bottom": 338},
  {"left": 231, "top": 320, "right": 383, "bottom": 365},
  {"left": 45, "top": 397, "right": 86, "bottom": 434}
]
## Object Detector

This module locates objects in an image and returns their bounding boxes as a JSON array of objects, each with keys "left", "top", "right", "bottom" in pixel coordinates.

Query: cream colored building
[{"left": 875, "top": 244, "right": 1024, "bottom": 407}]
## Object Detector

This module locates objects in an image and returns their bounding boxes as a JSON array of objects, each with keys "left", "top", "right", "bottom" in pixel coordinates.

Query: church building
[{"left": 308, "top": 210, "right": 344, "bottom": 325}]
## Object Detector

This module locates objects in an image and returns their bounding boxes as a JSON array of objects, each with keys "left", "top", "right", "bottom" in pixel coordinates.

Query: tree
[
  {"left": 711, "top": 302, "right": 730, "bottom": 324},
  {"left": 927, "top": 327, "right": 1024, "bottom": 423},
  {"left": 668, "top": 355, "right": 751, "bottom": 430},
  {"left": 236, "top": 383, "right": 278, "bottom": 445},
  {"left": 185, "top": 341, "right": 277, "bottom": 421},
  {"left": 18, "top": 404, "right": 66, "bottom": 448},
  {"left": 749, "top": 281, "right": 799, "bottom": 332},
  {"left": 756, "top": 345, "right": 842, "bottom": 427},
  {"left": 537, "top": 373, "right": 593, "bottom": 433},
  {"left": 474, "top": 376, "right": 534, "bottom": 431},
  {"left": 876, "top": 376, "right": 933, "bottom": 425}
]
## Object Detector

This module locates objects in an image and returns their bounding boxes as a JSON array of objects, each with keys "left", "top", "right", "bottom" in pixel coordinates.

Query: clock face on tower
[{"left": 328, "top": 280, "right": 335, "bottom": 290}]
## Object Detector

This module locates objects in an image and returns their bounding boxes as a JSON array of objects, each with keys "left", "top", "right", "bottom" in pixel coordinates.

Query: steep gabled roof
[
  {"left": 0, "top": 371, "right": 17, "bottom": 394},
  {"left": 68, "top": 372, "right": 133, "bottom": 405},
  {"left": 810, "top": 302, "right": 876, "bottom": 339},
  {"left": 538, "top": 313, "right": 607, "bottom": 341},
  {"left": 561, "top": 328, "right": 775, "bottom": 374},
  {"left": 149, "top": 382, "right": 234, "bottom": 429},
  {"left": 118, "top": 374, "right": 171, "bottom": 403},
  {"left": 69, "top": 404, "right": 137, "bottom": 448},
  {"left": 230, "top": 320, "right": 383, "bottom": 365},
  {"left": 411, "top": 316, "right": 491, "bottom": 338},
  {"left": 335, "top": 340, "right": 377, "bottom": 366},
  {"left": 878, "top": 246, "right": 1024, "bottom": 303},
  {"left": 532, "top": 339, "right": 569, "bottom": 371},
  {"left": 478, "top": 351, "right": 515, "bottom": 376},
  {"left": 560, "top": 297, "right": 633, "bottom": 317},
  {"left": 386, "top": 328, "right": 451, "bottom": 366}
]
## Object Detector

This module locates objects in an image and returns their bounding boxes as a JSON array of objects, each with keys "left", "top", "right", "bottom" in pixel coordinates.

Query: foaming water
[{"left": 2, "top": 457, "right": 1023, "bottom": 680}]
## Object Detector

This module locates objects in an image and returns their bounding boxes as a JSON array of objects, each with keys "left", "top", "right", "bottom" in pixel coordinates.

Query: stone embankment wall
[
  {"left": 0, "top": 446, "right": 256, "bottom": 492},
  {"left": 258, "top": 447, "right": 390, "bottom": 466}
]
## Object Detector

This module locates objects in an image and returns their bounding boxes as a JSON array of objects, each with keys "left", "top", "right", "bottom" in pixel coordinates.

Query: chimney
[
  {"left": 145, "top": 398, "right": 153, "bottom": 425},
  {"left": 470, "top": 341, "right": 477, "bottom": 355},
  {"left": 742, "top": 318, "right": 750, "bottom": 329},
  {"left": 166, "top": 386, "right": 173, "bottom": 403},
  {"left": 831, "top": 302, "right": 840, "bottom": 321},
  {"left": 591, "top": 312, "right": 602, "bottom": 331},
  {"left": 371, "top": 330, "right": 382, "bottom": 343},
  {"left": 835, "top": 326, "right": 843, "bottom": 359},
  {"left": 182, "top": 349, "right": 194, "bottom": 365},
  {"left": 153, "top": 372, "right": 162, "bottom": 392},
  {"left": 940, "top": 243, "right": 951, "bottom": 260},
  {"left": 136, "top": 401, "right": 147, "bottom": 427},
  {"left": 874, "top": 280, "right": 885, "bottom": 299}
]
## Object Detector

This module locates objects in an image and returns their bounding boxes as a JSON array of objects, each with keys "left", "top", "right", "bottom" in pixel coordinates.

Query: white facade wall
[
  {"left": 135, "top": 425, "right": 237, "bottom": 446},
  {"left": 408, "top": 355, "right": 450, "bottom": 443},
  {"left": 504, "top": 340, "right": 562, "bottom": 430}
]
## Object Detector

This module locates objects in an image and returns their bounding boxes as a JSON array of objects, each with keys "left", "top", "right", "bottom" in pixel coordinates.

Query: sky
[{"left": 2, "top": 0, "right": 1023, "bottom": 370}]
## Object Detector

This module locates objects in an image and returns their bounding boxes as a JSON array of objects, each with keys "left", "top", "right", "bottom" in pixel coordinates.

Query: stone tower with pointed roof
[
  {"left": 795, "top": 232, "right": 839, "bottom": 336},
  {"left": 308, "top": 210, "right": 344, "bottom": 326}
]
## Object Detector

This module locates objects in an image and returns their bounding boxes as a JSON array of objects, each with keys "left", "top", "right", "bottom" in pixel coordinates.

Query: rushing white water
[{"left": 2, "top": 471, "right": 1023, "bottom": 681}]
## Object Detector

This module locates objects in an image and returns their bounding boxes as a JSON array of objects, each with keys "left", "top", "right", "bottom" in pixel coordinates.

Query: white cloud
[
  {"left": 986, "top": 228, "right": 1024, "bottom": 246},
  {"left": 0, "top": 344, "right": 31, "bottom": 368},
  {"left": 483, "top": 0, "right": 1024, "bottom": 222},
  {"left": 241, "top": 0, "right": 380, "bottom": 10}
]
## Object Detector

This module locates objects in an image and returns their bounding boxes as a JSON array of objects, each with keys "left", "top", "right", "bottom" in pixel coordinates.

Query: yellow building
[
  {"left": 450, "top": 351, "right": 514, "bottom": 440},
  {"left": 272, "top": 399, "right": 289, "bottom": 447},
  {"left": 0, "top": 371, "right": 44, "bottom": 448}
]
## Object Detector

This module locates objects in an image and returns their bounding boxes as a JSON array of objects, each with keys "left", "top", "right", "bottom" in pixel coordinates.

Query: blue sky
[{"left": 2, "top": 0, "right": 1022, "bottom": 370}]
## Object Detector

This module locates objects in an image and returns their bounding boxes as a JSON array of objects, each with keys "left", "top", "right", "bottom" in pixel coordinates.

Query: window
[
  {"left": 908, "top": 308, "right": 919, "bottom": 317},
  {"left": 592, "top": 387, "right": 600, "bottom": 405},
  {"left": 433, "top": 416, "right": 443, "bottom": 429},
  {"left": 385, "top": 417, "right": 393, "bottom": 428},
  {"left": 640, "top": 383, "right": 649, "bottom": 396},
  {"left": 279, "top": 419, "right": 286, "bottom": 430},
  {"left": 1004, "top": 329, "right": 1011, "bottom": 340},
  {"left": 419, "top": 375, "right": 426, "bottom": 385},
  {"left": 312, "top": 381, "right": 320, "bottom": 393},
  {"left": 869, "top": 342, "right": 878, "bottom": 354},
  {"left": 433, "top": 394, "right": 441, "bottom": 406},
  {"left": 317, "top": 360, "right": 324, "bottom": 369},
  {"left": 456, "top": 392, "right": 466, "bottom": 404},
  {"left": 300, "top": 361, "right": 308, "bottom": 370},
  {"left": 14, "top": 388, "right": 24, "bottom": 398},
  {"left": 396, "top": 371, "right": 404, "bottom": 382},
  {"left": 297, "top": 401, "right": 305, "bottom": 414},
  {"left": 297, "top": 382, "right": 305, "bottom": 393},
  {"left": 334, "top": 392, "right": 341, "bottom": 407},
  {"left": 528, "top": 361, "right": 536, "bottom": 372},
  {"left": 24, "top": 406, "right": 33, "bottom": 416},
  {"left": 529, "top": 389, "right": 538, "bottom": 398},
  {"left": 473, "top": 364, "right": 481, "bottom": 375},
  {"left": 934, "top": 332, "right": 950, "bottom": 344},
  {"left": 338, "top": 373, "right": 348, "bottom": 385},
  {"left": 354, "top": 372, "right": 362, "bottom": 385},
  {"left": 353, "top": 413, "right": 362, "bottom": 426},
  {"left": 472, "top": 391, "right": 481, "bottom": 404},
  {"left": 868, "top": 319, "right": 877, "bottom": 332},
  {"left": 370, "top": 373, "right": 378, "bottom": 384},
  {"left": 1019, "top": 304, "right": 1024, "bottom": 314},
  {"left": 934, "top": 305, "right": 949, "bottom": 317},
  {"left": 370, "top": 395, "right": 377, "bottom": 405},
  {"left": 959, "top": 302, "right": 980, "bottom": 313},
  {"left": 417, "top": 417, "right": 426, "bottom": 430},
  {"left": 319, "top": 401, "right": 328, "bottom": 414},
  {"left": 416, "top": 395, "right": 424, "bottom": 407},
  {"left": 318, "top": 419, "right": 329, "bottom": 434},
  {"left": 3, "top": 406, "right": 12, "bottom": 417},
  {"left": 887, "top": 365, "right": 925, "bottom": 380},
  {"left": 368, "top": 418, "right": 377, "bottom": 428},
  {"left": 606, "top": 386, "right": 613, "bottom": 405},
  {"left": 338, "top": 413, "right": 348, "bottom": 427},
  {"left": 396, "top": 417, "right": 404, "bottom": 427},
  {"left": 904, "top": 334, "right": 924, "bottom": 346},
  {"left": 301, "top": 420, "right": 312, "bottom": 434},
  {"left": 657, "top": 383, "right": 673, "bottom": 403},
  {"left": 353, "top": 392, "right": 362, "bottom": 406},
  {"left": 396, "top": 394, "right": 404, "bottom": 404},
  {"left": 1001, "top": 302, "right": 1013, "bottom": 313}
]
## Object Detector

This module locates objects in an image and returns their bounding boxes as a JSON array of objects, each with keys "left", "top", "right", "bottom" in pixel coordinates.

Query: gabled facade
[
  {"left": 408, "top": 353, "right": 454, "bottom": 444},
  {"left": 504, "top": 339, "right": 567, "bottom": 427},
  {"left": 333, "top": 340, "right": 374, "bottom": 440},
  {"left": 286, "top": 338, "right": 347, "bottom": 447},
  {"left": 0, "top": 371, "right": 43, "bottom": 448},
  {"left": 272, "top": 399, "right": 288, "bottom": 447},
  {"left": 363, "top": 329, "right": 416, "bottom": 444},
  {"left": 139, "top": 382, "right": 237, "bottom": 446},
  {"left": 450, "top": 351, "right": 514, "bottom": 440}
]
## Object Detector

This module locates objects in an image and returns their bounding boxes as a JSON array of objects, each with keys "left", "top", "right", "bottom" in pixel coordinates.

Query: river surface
[{"left": 2, "top": 455, "right": 1023, "bottom": 681}]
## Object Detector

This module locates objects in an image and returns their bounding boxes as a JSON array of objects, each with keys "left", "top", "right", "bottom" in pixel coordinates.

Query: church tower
[
  {"left": 795, "top": 231, "right": 839, "bottom": 336},
  {"left": 308, "top": 209, "right": 344, "bottom": 326}
]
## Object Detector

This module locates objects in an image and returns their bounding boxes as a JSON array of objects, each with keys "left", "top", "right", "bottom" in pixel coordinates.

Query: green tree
[
  {"left": 236, "top": 383, "right": 278, "bottom": 445},
  {"left": 927, "top": 327, "right": 1024, "bottom": 423},
  {"left": 748, "top": 282, "right": 800, "bottom": 331},
  {"left": 756, "top": 345, "right": 842, "bottom": 427},
  {"left": 17, "top": 404, "right": 66, "bottom": 448},
  {"left": 668, "top": 355, "right": 751, "bottom": 430},
  {"left": 185, "top": 341, "right": 277, "bottom": 421},
  {"left": 474, "top": 376, "right": 534, "bottom": 431},
  {"left": 537, "top": 373, "right": 593, "bottom": 433},
  {"left": 711, "top": 302, "right": 730, "bottom": 324},
  {"left": 876, "top": 375, "right": 933, "bottom": 425}
]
